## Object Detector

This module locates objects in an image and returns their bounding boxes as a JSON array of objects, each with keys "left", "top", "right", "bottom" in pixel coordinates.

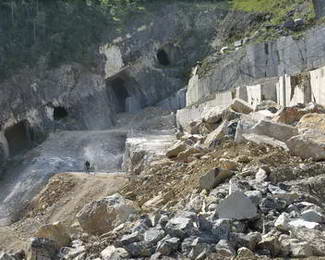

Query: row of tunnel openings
[
  {"left": 3, "top": 49, "right": 173, "bottom": 157},
  {"left": 3, "top": 79, "right": 135, "bottom": 157},
  {"left": 3, "top": 85, "right": 128, "bottom": 157},
  {"left": 2, "top": 85, "right": 126, "bottom": 157}
]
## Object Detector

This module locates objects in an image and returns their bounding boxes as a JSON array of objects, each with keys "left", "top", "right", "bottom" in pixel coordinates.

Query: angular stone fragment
[
  {"left": 166, "top": 141, "right": 188, "bottom": 159},
  {"left": 251, "top": 120, "right": 298, "bottom": 142},
  {"left": 290, "top": 227, "right": 325, "bottom": 256},
  {"left": 301, "top": 209, "right": 325, "bottom": 223},
  {"left": 297, "top": 113, "right": 325, "bottom": 134},
  {"left": 144, "top": 228, "right": 165, "bottom": 245},
  {"left": 199, "top": 168, "right": 233, "bottom": 191},
  {"left": 231, "top": 232, "right": 262, "bottom": 251},
  {"left": 215, "top": 239, "right": 235, "bottom": 257},
  {"left": 156, "top": 236, "right": 180, "bottom": 256},
  {"left": 236, "top": 247, "right": 257, "bottom": 259},
  {"left": 290, "top": 240, "right": 313, "bottom": 258},
  {"left": 230, "top": 99, "right": 253, "bottom": 114},
  {"left": 119, "top": 232, "right": 143, "bottom": 246},
  {"left": 255, "top": 168, "right": 269, "bottom": 182},
  {"left": 216, "top": 191, "right": 258, "bottom": 220},
  {"left": 288, "top": 219, "right": 321, "bottom": 230},
  {"left": 26, "top": 238, "right": 58, "bottom": 260},
  {"left": 287, "top": 133, "right": 325, "bottom": 161},
  {"left": 165, "top": 216, "right": 195, "bottom": 238},
  {"left": 124, "top": 242, "right": 154, "bottom": 257},
  {"left": 204, "top": 121, "right": 229, "bottom": 147},
  {"left": 275, "top": 213, "right": 290, "bottom": 231},
  {"left": 245, "top": 190, "right": 262, "bottom": 205},
  {"left": 101, "top": 246, "right": 129, "bottom": 260},
  {"left": 35, "top": 221, "right": 71, "bottom": 248},
  {"left": 257, "top": 234, "right": 281, "bottom": 257},
  {"left": 241, "top": 134, "right": 289, "bottom": 150}
]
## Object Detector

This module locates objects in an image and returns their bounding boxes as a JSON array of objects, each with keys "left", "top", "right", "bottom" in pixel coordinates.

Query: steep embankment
[{"left": 0, "top": 172, "right": 128, "bottom": 251}]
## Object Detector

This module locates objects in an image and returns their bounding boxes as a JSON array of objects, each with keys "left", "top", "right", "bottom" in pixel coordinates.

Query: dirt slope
[{"left": 0, "top": 172, "right": 128, "bottom": 251}]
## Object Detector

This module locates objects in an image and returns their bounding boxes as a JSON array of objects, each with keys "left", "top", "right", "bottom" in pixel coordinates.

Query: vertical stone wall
[{"left": 310, "top": 66, "right": 325, "bottom": 106}]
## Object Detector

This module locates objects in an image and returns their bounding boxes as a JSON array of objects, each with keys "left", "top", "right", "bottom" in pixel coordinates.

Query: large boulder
[
  {"left": 156, "top": 236, "right": 181, "bottom": 256},
  {"left": 297, "top": 113, "right": 325, "bottom": 134},
  {"left": 286, "top": 131, "right": 325, "bottom": 161},
  {"left": 77, "top": 194, "right": 138, "bottom": 235},
  {"left": 273, "top": 103, "right": 325, "bottom": 125},
  {"left": 301, "top": 209, "right": 325, "bottom": 223},
  {"left": 250, "top": 120, "right": 298, "bottom": 142},
  {"left": 26, "top": 238, "right": 58, "bottom": 260},
  {"left": 199, "top": 168, "right": 233, "bottom": 191},
  {"left": 230, "top": 99, "right": 253, "bottom": 114},
  {"left": 216, "top": 191, "right": 258, "bottom": 220},
  {"left": 166, "top": 141, "right": 188, "bottom": 159},
  {"left": 202, "top": 106, "right": 226, "bottom": 124},
  {"left": 204, "top": 121, "right": 228, "bottom": 147},
  {"left": 165, "top": 215, "right": 196, "bottom": 239},
  {"left": 35, "top": 222, "right": 71, "bottom": 248},
  {"left": 239, "top": 133, "right": 289, "bottom": 150},
  {"left": 235, "top": 117, "right": 297, "bottom": 145},
  {"left": 290, "top": 227, "right": 325, "bottom": 256}
]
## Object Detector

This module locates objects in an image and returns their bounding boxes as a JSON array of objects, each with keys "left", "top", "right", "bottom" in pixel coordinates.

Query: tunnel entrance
[
  {"left": 157, "top": 49, "right": 170, "bottom": 66},
  {"left": 111, "top": 77, "right": 130, "bottom": 112},
  {"left": 4, "top": 121, "right": 31, "bottom": 157},
  {"left": 53, "top": 106, "right": 68, "bottom": 120}
]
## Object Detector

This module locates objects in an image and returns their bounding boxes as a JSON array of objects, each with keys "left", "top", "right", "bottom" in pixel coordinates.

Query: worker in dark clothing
[{"left": 84, "top": 160, "right": 91, "bottom": 174}]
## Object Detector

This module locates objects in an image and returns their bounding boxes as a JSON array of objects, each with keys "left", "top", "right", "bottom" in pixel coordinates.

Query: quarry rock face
[{"left": 187, "top": 26, "right": 325, "bottom": 106}]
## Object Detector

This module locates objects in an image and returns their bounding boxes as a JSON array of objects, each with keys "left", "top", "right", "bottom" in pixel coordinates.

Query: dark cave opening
[
  {"left": 157, "top": 49, "right": 170, "bottom": 66},
  {"left": 5, "top": 121, "right": 31, "bottom": 156},
  {"left": 111, "top": 77, "right": 130, "bottom": 112},
  {"left": 53, "top": 106, "right": 68, "bottom": 120}
]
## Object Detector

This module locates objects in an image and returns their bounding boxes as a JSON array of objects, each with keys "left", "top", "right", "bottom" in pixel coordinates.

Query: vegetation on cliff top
[{"left": 232, "top": 0, "right": 315, "bottom": 24}]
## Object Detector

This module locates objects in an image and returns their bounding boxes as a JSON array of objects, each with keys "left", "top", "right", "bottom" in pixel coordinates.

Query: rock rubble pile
[{"left": 3, "top": 98, "right": 325, "bottom": 260}]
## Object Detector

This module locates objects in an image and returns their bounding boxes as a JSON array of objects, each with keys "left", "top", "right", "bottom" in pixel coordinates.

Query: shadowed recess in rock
[
  {"left": 157, "top": 49, "right": 170, "bottom": 66},
  {"left": 53, "top": 106, "right": 68, "bottom": 121},
  {"left": 111, "top": 77, "right": 130, "bottom": 112},
  {"left": 4, "top": 121, "right": 31, "bottom": 157}
]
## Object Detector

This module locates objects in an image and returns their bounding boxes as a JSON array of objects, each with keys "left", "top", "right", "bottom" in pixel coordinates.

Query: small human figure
[{"left": 84, "top": 160, "right": 91, "bottom": 174}]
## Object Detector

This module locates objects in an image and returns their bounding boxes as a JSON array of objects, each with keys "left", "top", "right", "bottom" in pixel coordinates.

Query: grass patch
[{"left": 231, "top": 0, "right": 315, "bottom": 24}]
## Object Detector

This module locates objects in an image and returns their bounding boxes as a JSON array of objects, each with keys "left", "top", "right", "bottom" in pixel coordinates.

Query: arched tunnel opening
[
  {"left": 111, "top": 77, "right": 130, "bottom": 113},
  {"left": 4, "top": 121, "right": 31, "bottom": 157},
  {"left": 157, "top": 49, "right": 170, "bottom": 66},
  {"left": 53, "top": 106, "right": 68, "bottom": 120}
]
